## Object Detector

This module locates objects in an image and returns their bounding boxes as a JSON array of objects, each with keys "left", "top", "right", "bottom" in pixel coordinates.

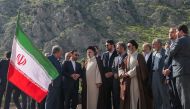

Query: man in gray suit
[
  {"left": 169, "top": 25, "right": 190, "bottom": 109},
  {"left": 151, "top": 38, "right": 170, "bottom": 109}
]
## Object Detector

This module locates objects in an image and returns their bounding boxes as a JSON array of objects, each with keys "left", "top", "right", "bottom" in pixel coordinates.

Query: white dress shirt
[
  {"left": 71, "top": 60, "right": 76, "bottom": 71},
  {"left": 145, "top": 52, "right": 151, "bottom": 63}
]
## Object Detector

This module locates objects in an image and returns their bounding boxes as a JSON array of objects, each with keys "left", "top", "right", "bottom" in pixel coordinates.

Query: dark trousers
[
  {"left": 176, "top": 75, "right": 190, "bottom": 109},
  {"left": 45, "top": 84, "right": 61, "bottom": 109},
  {"left": 0, "top": 82, "right": 6, "bottom": 108},
  {"left": 112, "top": 79, "right": 120, "bottom": 109},
  {"left": 104, "top": 78, "right": 120, "bottom": 109},
  {"left": 60, "top": 83, "right": 65, "bottom": 109},
  {"left": 64, "top": 83, "right": 78, "bottom": 109},
  {"left": 16, "top": 90, "right": 27, "bottom": 109},
  {"left": 104, "top": 78, "right": 113, "bottom": 109},
  {"left": 4, "top": 83, "right": 22, "bottom": 109},
  {"left": 168, "top": 78, "right": 182, "bottom": 109},
  {"left": 28, "top": 98, "right": 36, "bottom": 109},
  {"left": 38, "top": 98, "right": 46, "bottom": 109},
  {"left": 152, "top": 71, "right": 170, "bottom": 109},
  {"left": 28, "top": 97, "right": 46, "bottom": 109}
]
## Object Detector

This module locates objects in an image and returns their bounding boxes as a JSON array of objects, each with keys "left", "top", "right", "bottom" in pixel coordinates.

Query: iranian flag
[{"left": 8, "top": 17, "right": 59, "bottom": 103}]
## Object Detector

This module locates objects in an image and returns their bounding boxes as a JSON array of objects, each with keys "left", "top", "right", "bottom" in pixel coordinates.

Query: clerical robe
[
  {"left": 119, "top": 52, "right": 150, "bottom": 109},
  {"left": 82, "top": 57, "right": 105, "bottom": 109}
]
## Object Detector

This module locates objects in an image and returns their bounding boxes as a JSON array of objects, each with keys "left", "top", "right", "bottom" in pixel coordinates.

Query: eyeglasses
[
  {"left": 105, "top": 44, "right": 109, "bottom": 47},
  {"left": 127, "top": 45, "right": 132, "bottom": 48}
]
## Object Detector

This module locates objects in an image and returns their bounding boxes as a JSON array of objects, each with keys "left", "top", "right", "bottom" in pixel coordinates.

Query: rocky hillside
[{"left": 0, "top": 0, "right": 190, "bottom": 55}]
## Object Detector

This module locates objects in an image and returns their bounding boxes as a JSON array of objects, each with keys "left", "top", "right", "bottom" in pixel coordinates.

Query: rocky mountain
[{"left": 0, "top": 0, "right": 190, "bottom": 56}]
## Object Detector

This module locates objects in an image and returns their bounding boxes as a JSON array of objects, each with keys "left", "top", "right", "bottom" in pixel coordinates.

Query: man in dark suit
[
  {"left": 62, "top": 50, "right": 82, "bottom": 109},
  {"left": 142, "top": 42, "right": 153, "bottom": 109},
  {"left": 163, "top": 27, "right": 182, "bottom": 109},
  {"left": 168, "top": 25, "right": 190, "bottom": 109},
  {"left": 45, "top": 45, "right": 63, "bottom": 109},
  {"left": 151, "top": 39, "right": 170, "bottom": 109},
  {"left": 0, "top": 51, "right": 11, "bottom": 108},
  {"left": 102, "top": 40, "right": 118, "bottom": 109}
]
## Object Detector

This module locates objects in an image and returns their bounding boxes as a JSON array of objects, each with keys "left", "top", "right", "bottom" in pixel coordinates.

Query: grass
[{"left": 114, "top": 25, "right": 169, "bottom": 45}]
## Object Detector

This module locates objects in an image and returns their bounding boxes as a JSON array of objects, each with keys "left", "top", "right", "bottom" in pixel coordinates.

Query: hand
[
  {"left": 72, "top": 74, "right": 79, "bottom": 80},
  {"left": 96, "top": 83, "right": 102, "bottom": 88},
  {"left": 163, "top": 69, "right": 171, "bottom": 76},
  {"left": 75, "top": 74, "right": 80, "bottom": 80},
  {"left": 71, "top": 74, "right": 76, "bottom": 80},
  {"left": 114, "top": 73, "right": 118, "bottom": 79},
  {"left": 105, "top": 73, "right": 109, "bottom": 78},
  {"left": 109, "top": 72, "right": 113, "bottom": 77},
  {"left": 120, "top": 72, "right": 127, "bottom": 78},
  {"left": 105, "top": 72, "right": 113, "bottom": 78},
  {"left": 123, "top": 73, "right": 130, "bottom": 78}
]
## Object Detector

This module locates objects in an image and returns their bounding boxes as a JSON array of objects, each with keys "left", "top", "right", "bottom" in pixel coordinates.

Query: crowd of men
[{"left": 0, "top": 24, "right": 190, "bottom": 109}]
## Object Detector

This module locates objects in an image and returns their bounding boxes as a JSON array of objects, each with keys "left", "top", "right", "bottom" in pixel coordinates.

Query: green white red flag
[{"left": 8, "top": 15, "right": 59, "bottom": 103}]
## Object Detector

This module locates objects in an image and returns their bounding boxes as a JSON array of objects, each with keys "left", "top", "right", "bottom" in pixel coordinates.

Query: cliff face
[{"left": 0, "top": 0, "right": 190, "bottom": 54}]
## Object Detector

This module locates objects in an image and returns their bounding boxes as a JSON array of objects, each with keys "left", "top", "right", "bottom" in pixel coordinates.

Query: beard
[
  {"left": 87, "top": 55, "right": 91, "bottom": 59},
  {"left": 87, "top": 54, "right": 94, "bottom": 59},
  {"left": 127, "top": 50, "right": 132, "bottom": 54}
]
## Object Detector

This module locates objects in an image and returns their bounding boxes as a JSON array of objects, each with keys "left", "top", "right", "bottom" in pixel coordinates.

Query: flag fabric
[{"left": 8, "top": 16, "right": 59, "bottom": 103}]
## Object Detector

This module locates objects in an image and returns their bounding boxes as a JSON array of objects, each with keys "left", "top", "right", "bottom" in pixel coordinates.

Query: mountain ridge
[{"left": 0, "top": 0, "right": 190, "bottom": 55}]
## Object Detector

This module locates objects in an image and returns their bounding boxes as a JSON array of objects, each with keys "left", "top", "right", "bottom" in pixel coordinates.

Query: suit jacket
[
  {"left": 144, "top": 53, "right": 153, "bottom": 94},
  {"left": 112, "top": 52, "right": 128, "bottom": 74},
  {"left": 164, "top": 54, "right": 173, "bottom": 79},
  {"left": 169, "top": 36, "right": 190, "bottom": 77},
  {"left": 62, "top": 60, "right": 82, "bottom": 90},
  {"left": 146, "top": 53, "right": 152, "bottom": 74},
  {"left": 48, "top": 55, "right": 62, "bottom": 87},
  {"left": 102, "top": 50, "right": 118, "bottom": 74},
  {"left": 0, "top": 59, "right": 9, "bottom": 84}
]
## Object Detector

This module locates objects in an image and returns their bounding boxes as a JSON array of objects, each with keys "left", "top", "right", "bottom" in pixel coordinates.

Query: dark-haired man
[
  {"left": 121, "top": 40, "right": 149, "bottom": 109},
  {"left": 102, "top": 40, "right": 118, "bottom": 109},
  {"left": 163, "top": 27, "right": 182, "bottom": 109},
  {"left": 169, "top": 25, "right": 190, "bottom": 109},
  {"left": 63, "top": 50, "right": 82, "bottom": 109}
]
